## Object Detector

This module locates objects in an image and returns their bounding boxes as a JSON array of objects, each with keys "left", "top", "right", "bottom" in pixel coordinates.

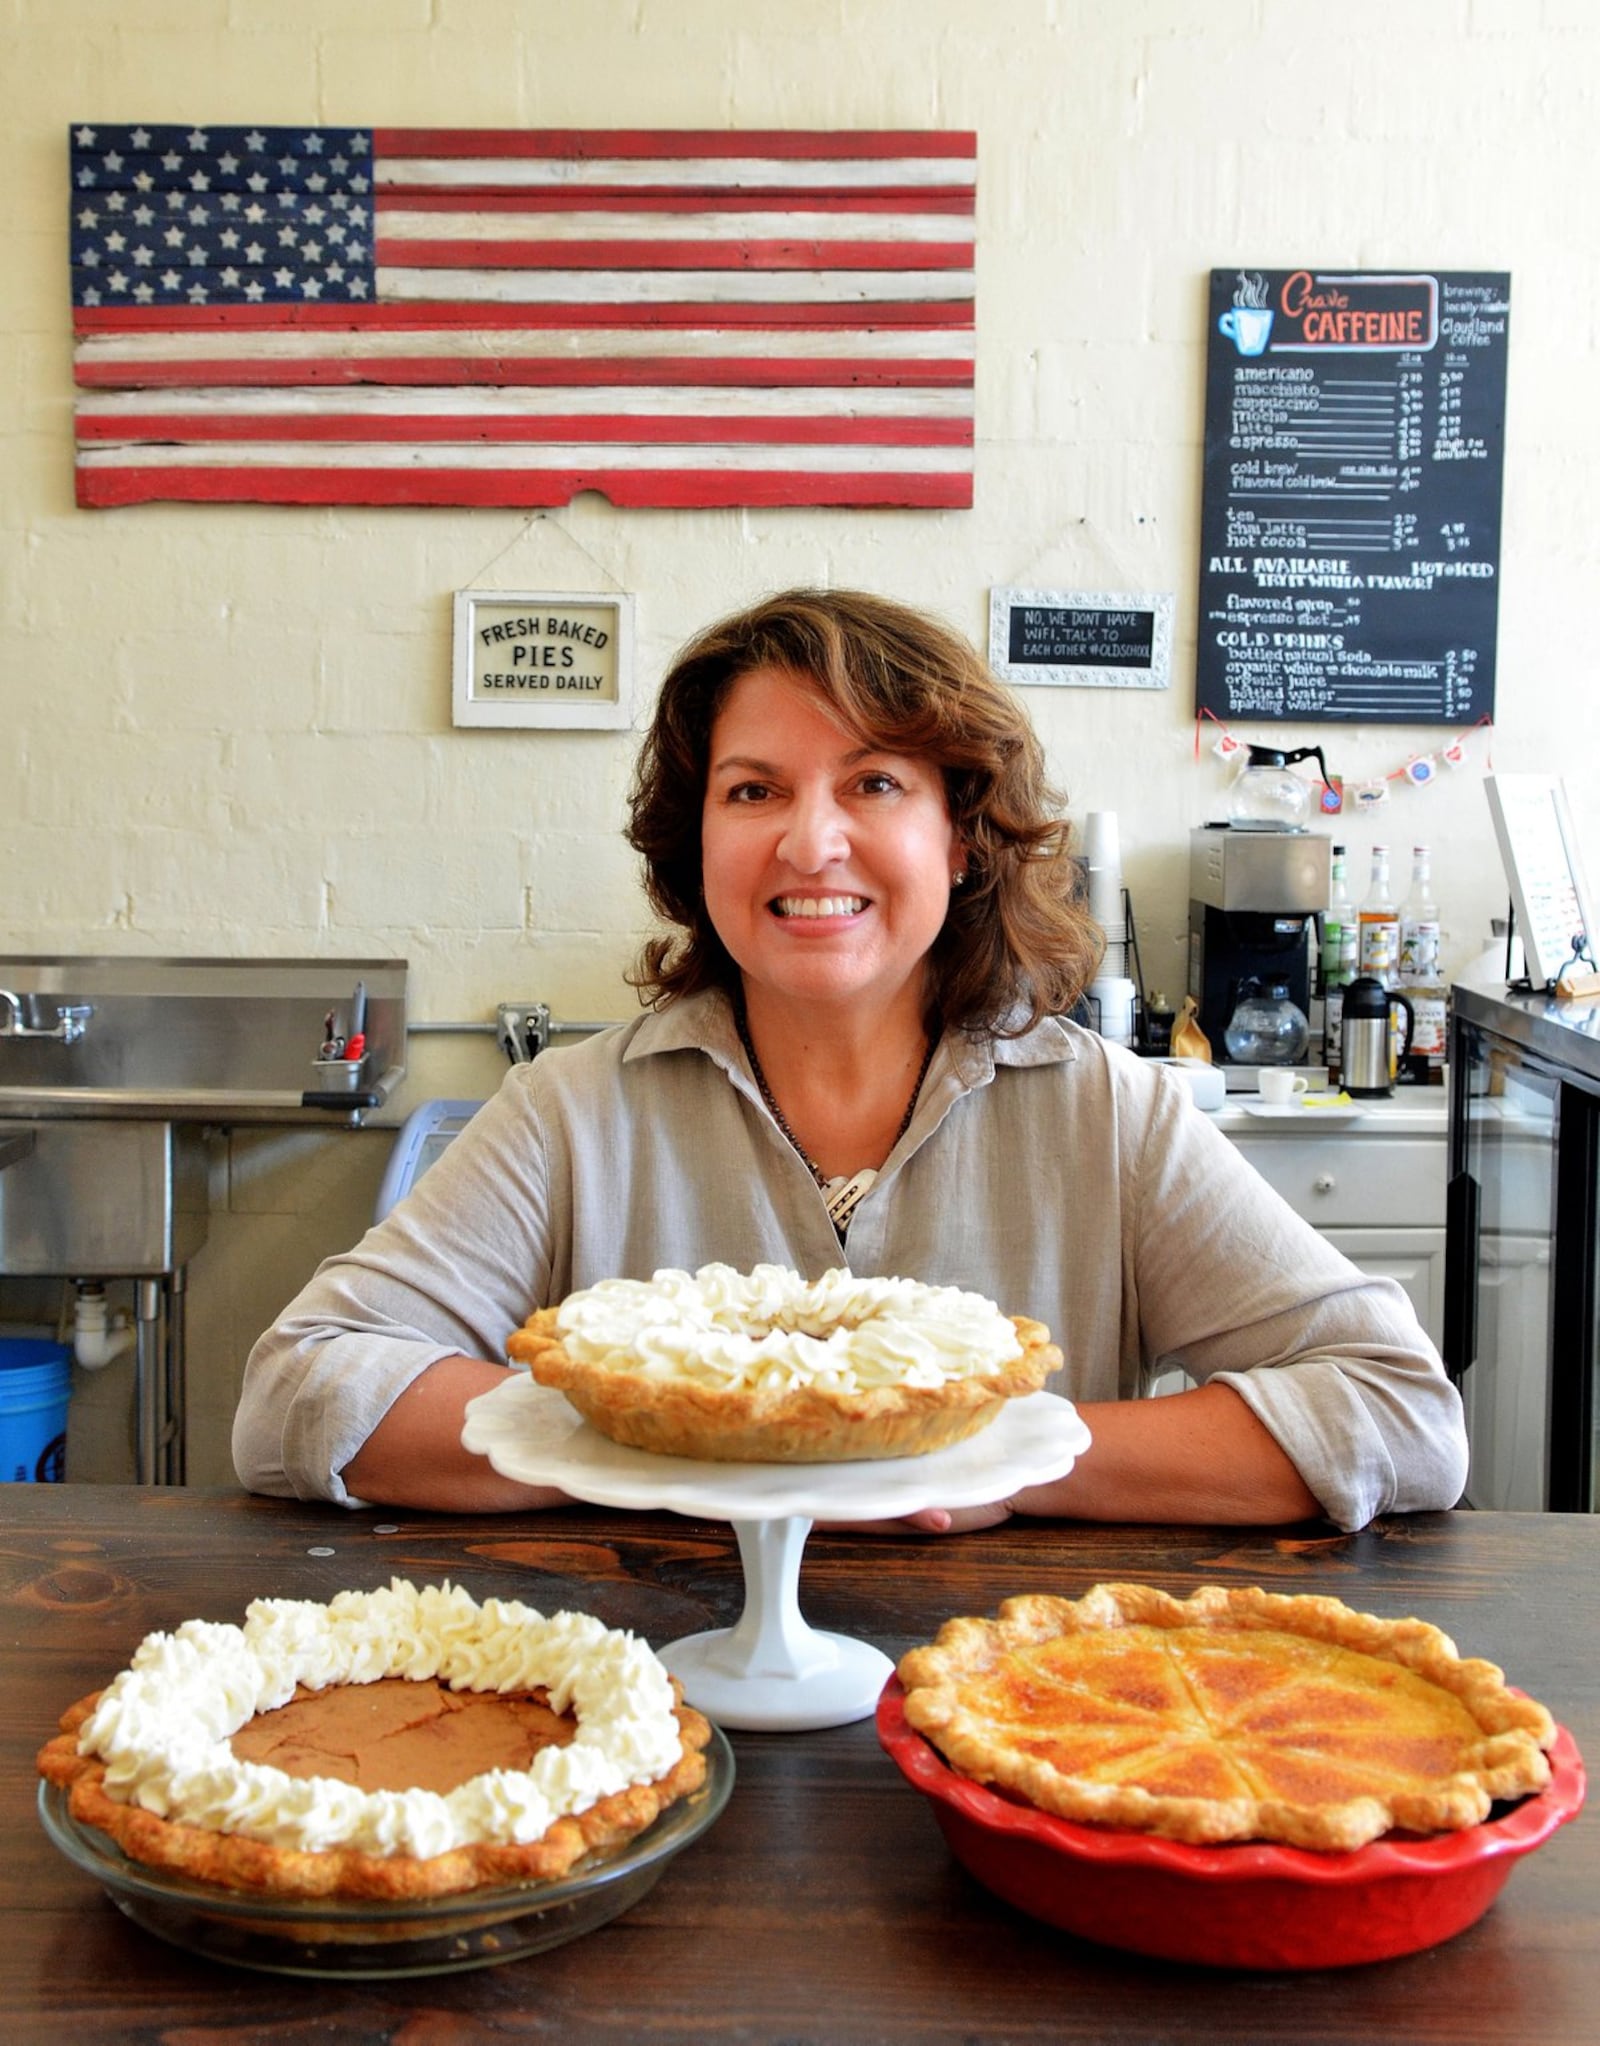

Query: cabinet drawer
[{"left": 1226, "top": 1134, "right": 1445, "bottom": 1228}]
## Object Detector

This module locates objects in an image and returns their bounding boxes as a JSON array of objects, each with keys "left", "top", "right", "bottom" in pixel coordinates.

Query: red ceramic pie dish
[{"left": 876, "top": 1676, "right": 1585, "bottom": 1970}]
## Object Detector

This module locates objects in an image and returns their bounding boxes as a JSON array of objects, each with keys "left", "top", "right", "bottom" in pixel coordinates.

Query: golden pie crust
[
  {"left": 897, "top": 1583, "right": 1557, "bottom": 1851},
  {"left": 38, "top": 1679, "right": 711, "bottom": 1902},
  {"left": 507, "top": 1306, "right": 1058, "bottom": 1463}
]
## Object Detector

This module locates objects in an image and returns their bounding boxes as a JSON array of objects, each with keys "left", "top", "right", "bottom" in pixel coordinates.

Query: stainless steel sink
[
  {"left": 0, "top": 956, "right": 408, "bottom": 1484},
  {"left": 0, "top": 956, "right": 406, "bottom": 1125},
  {"left": 0, "top": 1120, "right": 208, "bottom": 1275}
]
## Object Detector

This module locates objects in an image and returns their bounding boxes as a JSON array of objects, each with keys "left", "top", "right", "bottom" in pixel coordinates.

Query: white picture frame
[
  {"left": 452, "top": 590, "right": 635, "bottom": 730},
  {"left": 1485, "top": 774, "right": 1598, "bottom": 990},
  {"left": 988, "top": 586, "right": 1173, "bottom": 690}
]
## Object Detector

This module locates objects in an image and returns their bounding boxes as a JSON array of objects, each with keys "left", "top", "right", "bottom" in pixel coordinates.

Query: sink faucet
[{"left": 0, "top": 990, "right": 92, "bottom": 1043}]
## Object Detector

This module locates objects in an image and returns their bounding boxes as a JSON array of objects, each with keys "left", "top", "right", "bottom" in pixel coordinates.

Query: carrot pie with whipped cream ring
[{"left": 38, "top": 1579, "right": 711, "bottom": 1900}]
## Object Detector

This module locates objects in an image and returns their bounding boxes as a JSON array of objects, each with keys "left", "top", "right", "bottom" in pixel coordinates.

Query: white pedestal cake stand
[{"left": 462, "top": 1379, "right": 1091, "bottom": 1733}]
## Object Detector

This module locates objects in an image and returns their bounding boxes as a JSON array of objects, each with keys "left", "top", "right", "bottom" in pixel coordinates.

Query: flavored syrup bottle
[
  {"left": 1399, "top": 845, "right": 1441, "bottom": 983},
  {"left": 1399, "top": 844, "right": 1448, "bottom": 1083},
  {"left": 1320, "top": 844, "right": 1358, "bottom": 1085},
  {"left": 1358, "top": 844, "right": 1400, "bottom": 989}
]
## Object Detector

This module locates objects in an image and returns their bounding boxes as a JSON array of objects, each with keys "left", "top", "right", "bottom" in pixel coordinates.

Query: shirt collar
[{"left": 624, "top": 987, "right": 1079, "bottom": 1085}]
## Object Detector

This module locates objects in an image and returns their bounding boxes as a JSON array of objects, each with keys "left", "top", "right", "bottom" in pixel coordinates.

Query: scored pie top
[
  {"left": 507, "top": 1262, "right": 1060, "bottom": 1463},
  {"left": 897, "top": 1582, "right": 1558, "bottom": 1852}
]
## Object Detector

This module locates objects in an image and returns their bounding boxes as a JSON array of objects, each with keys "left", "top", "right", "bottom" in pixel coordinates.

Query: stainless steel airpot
[{"left": 1340, "top": 977, "right": 1415, "bottom": 1097}]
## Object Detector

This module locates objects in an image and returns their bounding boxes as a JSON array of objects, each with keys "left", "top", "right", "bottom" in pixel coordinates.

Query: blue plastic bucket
[{"left": 0, "top": 1338, "right": 71, "bottom": 1483}]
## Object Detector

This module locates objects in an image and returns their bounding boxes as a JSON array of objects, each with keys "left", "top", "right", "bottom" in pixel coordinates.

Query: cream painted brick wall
[{"left": 4, "top": 0, "right": 1599, "bottom": 1481}]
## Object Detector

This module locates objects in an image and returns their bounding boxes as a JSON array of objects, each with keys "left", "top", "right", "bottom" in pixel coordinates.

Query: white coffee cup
[{"left": 1257, "top": 1069, "right": 1309, "bottom": 1105}]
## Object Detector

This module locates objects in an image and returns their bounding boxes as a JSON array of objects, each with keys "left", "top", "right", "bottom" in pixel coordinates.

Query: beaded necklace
[{"left": 735, "top": 1004, "right": 938, "bottom": 1236}]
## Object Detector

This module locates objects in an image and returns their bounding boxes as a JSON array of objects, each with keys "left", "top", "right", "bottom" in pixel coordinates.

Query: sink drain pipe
[{"left": 72, "top": 1282, "right": 137, "bottom": 1371}]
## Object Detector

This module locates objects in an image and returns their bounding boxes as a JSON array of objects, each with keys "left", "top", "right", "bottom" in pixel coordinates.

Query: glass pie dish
[
  {"left": 37, "top": 1722, "right": 734, "bottom": 1979},
  {"left": 877, "top": 1678, "right": 1585, "bottom": 1970}
]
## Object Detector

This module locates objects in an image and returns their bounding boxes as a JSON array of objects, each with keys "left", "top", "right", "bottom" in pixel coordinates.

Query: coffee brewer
[{"left": 1187, "top": 827, "right": 1331, "bottom": 1087}]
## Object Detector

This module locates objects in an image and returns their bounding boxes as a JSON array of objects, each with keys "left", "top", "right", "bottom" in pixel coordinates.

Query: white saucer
[
  {"left": 462, "top": 1378, "right": 1091, "bottom": 1522},
  {"left": 1239, "top": 1101, "right": 1365, "bottom": 1126}
]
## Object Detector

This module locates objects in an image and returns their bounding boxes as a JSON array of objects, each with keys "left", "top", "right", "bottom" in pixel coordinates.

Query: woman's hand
[
  {"left": 825, "top": 1382, "right": 1321, "bottom": 1535},
  {"left": 816, "top": 1498, "right": 1017, "bottom": 1535}
]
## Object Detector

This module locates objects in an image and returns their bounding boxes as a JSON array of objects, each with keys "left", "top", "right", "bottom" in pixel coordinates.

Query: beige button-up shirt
[{"left": 235, "top": 990, "right": 1467, "bottom": 1530}]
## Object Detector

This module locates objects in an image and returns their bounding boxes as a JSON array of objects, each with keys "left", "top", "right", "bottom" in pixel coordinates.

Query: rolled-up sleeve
[
  {"left": 234, "top": 1068, "right": 556, "bottom": 1504},
  {"left": 1124, "top": 1073, "right": 1468, "bottom": 1530}
]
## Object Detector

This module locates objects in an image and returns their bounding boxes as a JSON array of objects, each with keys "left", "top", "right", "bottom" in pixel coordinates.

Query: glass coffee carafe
[{"left": 1223, "top": 978, "right": 1310, "bottom": 1065}]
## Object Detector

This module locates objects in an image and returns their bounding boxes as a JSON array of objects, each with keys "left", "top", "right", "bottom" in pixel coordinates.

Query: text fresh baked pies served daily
[
  {"left": 37, "top": 1579, "right": 712, "bottom": 1900},
  {"left": 506, "top": 1262, "right": 1060, "bottom": 1463},
  {"left": 896, "top": 1582, "right": 1558, "bottom": 1851}
]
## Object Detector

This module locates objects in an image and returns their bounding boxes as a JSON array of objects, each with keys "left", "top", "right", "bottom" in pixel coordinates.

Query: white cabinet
[{"left": 1216, "top": 1098, "right": 1449, "bottom": 1349}]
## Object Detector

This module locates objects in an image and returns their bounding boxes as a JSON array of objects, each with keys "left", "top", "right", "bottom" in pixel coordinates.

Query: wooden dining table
[{"left": 2, "top": 1484, "right": 1593, "bottom": 2044}]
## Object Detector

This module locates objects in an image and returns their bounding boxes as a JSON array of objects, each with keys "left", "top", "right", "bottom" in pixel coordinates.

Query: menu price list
[{"left": 1196, "top": 268, "right": 1510, "bottom": 726}]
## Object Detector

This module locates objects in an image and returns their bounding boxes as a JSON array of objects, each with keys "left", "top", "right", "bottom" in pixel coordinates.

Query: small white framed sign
[
  {"left": 988, "top": 586, "right": 1173, "bottom": 691},
  {"left": 452, "top": 590, "right": 634, "bottom": 729},
  {"left": 1486, "top": 774, "right": 1598, "bottom": 990}
]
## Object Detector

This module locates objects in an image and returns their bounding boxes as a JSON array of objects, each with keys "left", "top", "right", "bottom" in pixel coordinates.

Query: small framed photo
[{"left": 452, "top": 591, "right": 635, "bottom": 730}]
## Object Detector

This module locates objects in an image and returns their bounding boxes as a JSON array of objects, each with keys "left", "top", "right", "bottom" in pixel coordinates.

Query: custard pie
[
  {"left": 897, "top": 1582, "right": 1557, "bottom": 1851},
  {"left": 508, "top": 1263, "right": 1059, "bottom": 1463},
  {"left": 37, "top": 1579, "right": 712, "bottom": 1900}
]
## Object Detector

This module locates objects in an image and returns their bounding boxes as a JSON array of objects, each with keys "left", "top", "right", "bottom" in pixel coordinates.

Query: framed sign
[
  {"left": 452, "top": 591, "right": 634, "bottom": 730},
  {"left": 1485, "top": 775, "right": 1597, "bottom": 991},
  {"left": 988, "top": 587, "right": 1173, "bottom": 690}
]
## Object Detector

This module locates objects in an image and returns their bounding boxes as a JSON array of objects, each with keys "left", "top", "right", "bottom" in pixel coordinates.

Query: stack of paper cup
[
  {"left": 1088, "top": 975, "right": 1138, "bottom": 1047},
  {"left": 1082, "top": 811, "right": 1126, "bottom": 977}
]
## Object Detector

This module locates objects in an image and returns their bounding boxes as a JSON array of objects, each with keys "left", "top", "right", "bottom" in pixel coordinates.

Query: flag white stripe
[
  {"left": 77, "top": 440, "right": 962, "bottom": 473},
  {"left": 376, "top": 267, "right": 974, "bottom": 305},
  {"left": 377, "top": 207, "right": 971, "bottom": 246},
  {"left": 75, "top": 326, "right": 972, "bottom": 368},
  {"left": 376, "top": 154, "right": 974, "bottom": 194},
  {"left": 78, "top": 385, "right": 972, "bottom": 421}
]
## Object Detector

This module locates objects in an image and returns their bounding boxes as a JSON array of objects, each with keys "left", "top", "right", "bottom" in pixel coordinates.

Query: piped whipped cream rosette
[
  {"left": 506, "top": 1263, "right": 1061, "bottom": 1463},
  {"left": 37, "top": 1579, "right": 712, "bottom": 1900}
]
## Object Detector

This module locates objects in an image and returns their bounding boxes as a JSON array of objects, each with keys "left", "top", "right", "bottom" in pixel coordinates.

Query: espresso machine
[{"left": 1187, "top": 827, "right": 1331, "bottom": 1087}]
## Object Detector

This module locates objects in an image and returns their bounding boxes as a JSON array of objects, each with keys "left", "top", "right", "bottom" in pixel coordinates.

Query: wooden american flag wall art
[{"left": 68, "top": 124, "right": 977, "bottom": 510}]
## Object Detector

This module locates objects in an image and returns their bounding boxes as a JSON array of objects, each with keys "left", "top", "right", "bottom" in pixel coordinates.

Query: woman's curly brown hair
[{"left": 626, "top": 587, "right": 1104, "bottom": 1036}]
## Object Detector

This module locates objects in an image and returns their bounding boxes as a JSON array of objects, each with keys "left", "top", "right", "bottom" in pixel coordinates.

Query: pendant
[{"left": 824, "top": 1168, "right": 877, "bottom": 1231}]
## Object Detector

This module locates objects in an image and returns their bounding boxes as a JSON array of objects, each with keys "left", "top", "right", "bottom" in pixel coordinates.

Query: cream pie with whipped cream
[{"left": 507, "top": 1262, "right": 1059, "bottom": 1463}]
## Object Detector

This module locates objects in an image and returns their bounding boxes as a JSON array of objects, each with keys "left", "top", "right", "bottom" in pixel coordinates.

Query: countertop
[{"left": 4, "top": 1487, "right": 1592, "bottom": 2044}]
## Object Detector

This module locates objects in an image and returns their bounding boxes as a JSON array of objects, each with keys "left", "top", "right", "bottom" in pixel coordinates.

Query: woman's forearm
[
  {"left": 1015, "top": 1381, "right": 1320, "bottom": 1524},
  {"left": 340, "top": 1355, "right": 571, "bottom": 1512}
]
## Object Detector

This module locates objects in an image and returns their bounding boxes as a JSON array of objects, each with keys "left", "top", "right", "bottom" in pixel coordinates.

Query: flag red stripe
[
  {"left": 74, "top": 355, "right": 971, "bottom": 391},
  {"left": 373, "top": 129, "right": 976, "bottom": 162},
  {"left": 77, "top": 462, "right": 972, "bottom": 509},
  {"left": 74, "top": 300, "right": 972, "bottom": 336},
  {"left": 374, "top": 237, "right": 973, "bottom": 271},
  {"left": 76, "top": 410, "right": 974, "bottom": 448},
  {"left": 377, "top": 183, "right": 977, "bottom": 204},
  {"left": 378, "top": 190, "right": 976, "bottom": 216}
]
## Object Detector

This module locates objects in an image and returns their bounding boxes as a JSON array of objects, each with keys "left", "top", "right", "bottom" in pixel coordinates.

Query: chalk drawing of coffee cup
[{"left": 1219, "top": 305, "right": 1274, "bottom": 356}]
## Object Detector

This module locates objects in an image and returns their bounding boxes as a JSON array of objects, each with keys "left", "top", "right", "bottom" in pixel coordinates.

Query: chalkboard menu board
[{"left": 1196, "top": 268, "right": 1509, "bottom": 726}]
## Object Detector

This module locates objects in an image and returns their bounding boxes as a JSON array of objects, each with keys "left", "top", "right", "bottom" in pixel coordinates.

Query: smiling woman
[
  {"left": 626, "top": 588, "right": 1100, "bottom": 1038},
  {"left": 236, "top": 587, "right": 1468, "bottom": 1539}
]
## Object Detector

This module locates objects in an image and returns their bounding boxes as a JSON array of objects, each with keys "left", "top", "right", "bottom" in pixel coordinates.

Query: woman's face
[{"left": 701, "top": 665, "right": 960, "bottom": 1023}]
